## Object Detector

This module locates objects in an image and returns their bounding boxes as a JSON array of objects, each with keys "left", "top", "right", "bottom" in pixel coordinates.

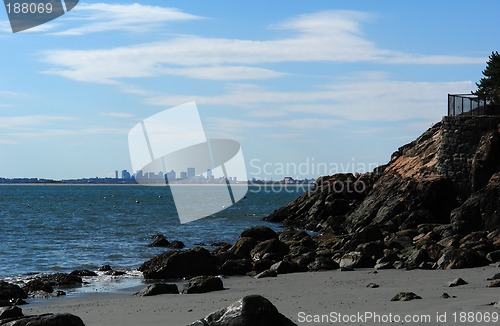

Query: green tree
[{"left": 475, "top": 51, "right": 500, "bottom": 103}]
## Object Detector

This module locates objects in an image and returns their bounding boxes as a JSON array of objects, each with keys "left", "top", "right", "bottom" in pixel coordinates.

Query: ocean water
[{"left": 0, "top": 184, "right": 308, "bottom": 281}]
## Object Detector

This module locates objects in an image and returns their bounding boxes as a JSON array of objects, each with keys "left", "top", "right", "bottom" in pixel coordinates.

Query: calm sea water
[{"left": 0, "top": 184, "right": 307, "bottom": 280}]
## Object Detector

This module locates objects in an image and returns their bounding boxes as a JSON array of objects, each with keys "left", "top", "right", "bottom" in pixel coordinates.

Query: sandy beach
[{"left": 21, "top": 266, "right": 499, "bottom": 326}]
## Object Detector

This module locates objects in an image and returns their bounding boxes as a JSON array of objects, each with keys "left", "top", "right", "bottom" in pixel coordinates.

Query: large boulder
[
  {"left": 138, "top": 247, "right": 217, "bottom": 279},
  {"left": 437, "top": 248, "right": 490, "bottom": 269},
  {"left": 338, "top": 251, "right": 375, "bottom": 269},
  {"left": 0, "top": 281, "right": 27, "bottom": 305},
  {"left": 182, "top": 276, "right": 224, "bottom": 294},
  {"left": 229, "top": 237, "right": 257, "bottom": 258},
  {"left": 188, "top": 295, "right": 297, "bottom": 326},
  {"left": 0, "top": 313, "right": 85, "bottom": 326}
]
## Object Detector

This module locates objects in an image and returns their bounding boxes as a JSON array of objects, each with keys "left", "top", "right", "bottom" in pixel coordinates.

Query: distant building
[
  {"left": 165, "top": 170, "right": 176, "bottom": 182},
  {"left": 187, "top": 167, "right": 195, "bottom": 178},
  {"left": 115, "top": 171, "right": 119, "bottom": 179},
  {"left": 283, "top": 176, "right": 295, "bottom": 184},
  {"left": 122, "top": 170, "right": 131, "bottom": 179},
  {"left": 180, "top": 171, "right": 187, "bottom": 179}
]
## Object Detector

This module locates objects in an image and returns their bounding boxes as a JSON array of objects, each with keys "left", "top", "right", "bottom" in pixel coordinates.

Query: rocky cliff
[
  {"left": 265, "top": 115, "right": 500, "bottom": 235},
  {"left": 139, "top": 116, "right": 500, "bottom": 278}
]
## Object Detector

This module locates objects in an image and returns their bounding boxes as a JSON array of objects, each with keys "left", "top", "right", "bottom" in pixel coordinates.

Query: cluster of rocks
[
  {"left": 139, "top": 224, "right": 500, "bottom": 282},
  {"left": 0, "top": 280, "right": 84, "bottom": 326}
]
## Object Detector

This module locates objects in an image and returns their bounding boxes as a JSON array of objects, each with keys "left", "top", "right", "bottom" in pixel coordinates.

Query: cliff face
[{"left": 265, "top": 116, "right": 500, "bottom": 234}]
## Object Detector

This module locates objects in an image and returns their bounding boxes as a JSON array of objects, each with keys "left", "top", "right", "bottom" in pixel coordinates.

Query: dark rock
[
  {"left": 252, "top": 260, "right": 275, "bottom": 274},
  {"left": 356, "top": 241, "right": 385, "bottom": 259},
  {"left": 254, "top": 270, "right": 277, "bottom": 279},
  {"left": 187, "top": 295, "right": 297, "bottom": 326},
  {"left": 148, "top": 234, "right": 170, "bottom": 247},
  {"left": 447, "top": 278, "right": 468, "bottom": 287},
  {"left": 220, "top": 259, "right": 253, "bottom": 276},
  {"left": 437, "top": 248, "right": 490, "bottom": 269},
  {"left": 23, "top": 279, "right": 53, "bottom": 294},
  {"left": 366, "top": 283, "right": 379, "bottom": 288},
  {"left": 451, "top": 173, "right": 500, "bottom": 232},
  {"left": 250, "top": 239, "right": 289, "bottom": 261},
  {"left": 0, "top": 306, "right": 23, "bottom": 320},
  {"left": 70, "top": 270, "right": 97, "bottom": 277},
  {"left": 33, "top": 274, "right": 82, "bottom": 287},
  {"left": 182, "top": 276, "right": 224, "bottom": 294},
  {"left": 307, "top": 257, "right": 339, "bottom": 271},
  {"left": 486, "top": 250, "right": 500, "bottom": 262},
  {"left": 240, "top": 226, "right": 278, "bottom": 242},
  {"left": 269, "top": 261, "right": 300, "bottom": 274},
  {"left": 339, "top": 251, "right": 375, "bottom": 268},
  {"left": 391, "top": 292, "right": 422, "bottom": 301},
  {"left": 135, "top": 283, "right": 179, "bottom": 296},
  {"left": 0, "top": 313, "right": 85, "bottom": 325},
  {"left": 0, "top": 281, "right": 27, "bottom": 302},
  {"left": 230, "top": 237, "right": 258, "bottom": 258},
  {"left": 139, "top": 247, "right": 217, "bottom": 279},
  {"left": 406, "top": 249, "right": 430, "bottom": 270},
  {"left": 441, "top": 293, "right": 456, "bottom": 299}
]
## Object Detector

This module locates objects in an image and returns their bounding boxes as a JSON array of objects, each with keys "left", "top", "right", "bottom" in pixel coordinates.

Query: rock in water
[
  {"left": 1, "top": 313, "right": 85, "bottom": 325},
  {"left": 188, "top": 295, "right": 297, "bottom": 326},
  {"left": 182, "top": 276, "right": 224, "bottom": 294},
  {"left": 240, "top": 226, "right": 278, "bottom": 242}
]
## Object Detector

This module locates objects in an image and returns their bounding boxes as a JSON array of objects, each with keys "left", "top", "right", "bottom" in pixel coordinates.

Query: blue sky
[{"left": 0, "top": 0, "right": 498, "bottom": 180}]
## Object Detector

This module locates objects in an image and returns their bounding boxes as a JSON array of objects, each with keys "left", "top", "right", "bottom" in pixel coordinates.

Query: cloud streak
[{"left": 41, "top": 10, "right": 485, "bottom": 84}]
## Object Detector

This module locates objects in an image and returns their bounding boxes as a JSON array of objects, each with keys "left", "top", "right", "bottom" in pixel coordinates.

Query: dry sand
[{"left": 23, "top": 266, "right": 499, "bottom": 325}]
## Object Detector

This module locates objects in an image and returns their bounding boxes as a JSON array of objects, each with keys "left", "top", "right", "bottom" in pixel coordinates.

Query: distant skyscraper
[
  {"left": 121, "top": 170, "right": 129, "bottom": 179},
  {"left": 115, "top": 171, "right": 119, "bottom": 179},
  {"left": 180, "top": 171, "right": 187, "bottom": 179},
  {"left": 187, "top": 167, "right": 195, "bottom": 178}
]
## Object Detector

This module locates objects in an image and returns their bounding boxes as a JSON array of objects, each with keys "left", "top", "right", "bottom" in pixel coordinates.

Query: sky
[{"left": 0, "top": 0, "right": 499, "bottom": 180}]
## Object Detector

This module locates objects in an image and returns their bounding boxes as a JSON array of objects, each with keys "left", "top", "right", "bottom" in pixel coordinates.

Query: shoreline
[{"left": 22, "top": 266, "right": 500, "bottom": 325}]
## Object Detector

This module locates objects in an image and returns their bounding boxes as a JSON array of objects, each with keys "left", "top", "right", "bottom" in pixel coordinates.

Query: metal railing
[{"left": 448, "top": 94, "right": 495, "bottom": 116}]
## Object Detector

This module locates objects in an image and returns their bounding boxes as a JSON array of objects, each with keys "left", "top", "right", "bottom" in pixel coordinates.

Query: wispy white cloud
[
  {"left": 53, "top": 3, "right": 202, "bottom": 35},
  {"left": 41, "top": 10, "right": 485, "bottom": 83}
]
